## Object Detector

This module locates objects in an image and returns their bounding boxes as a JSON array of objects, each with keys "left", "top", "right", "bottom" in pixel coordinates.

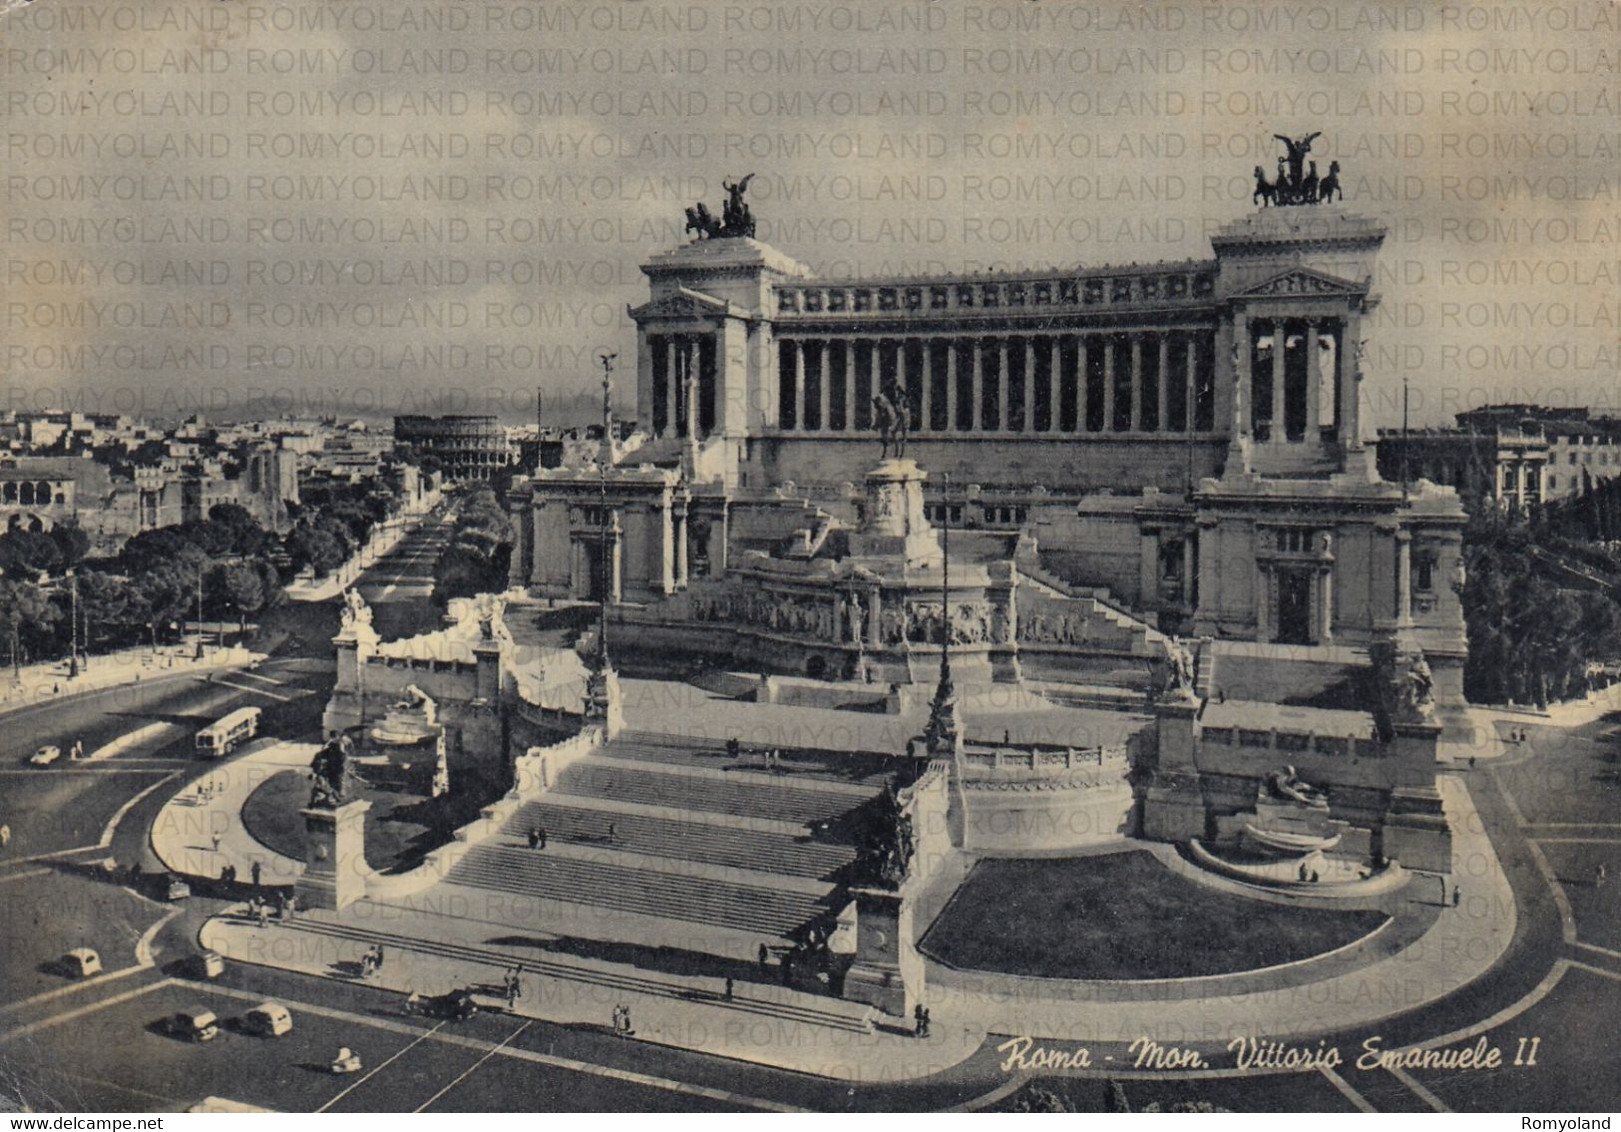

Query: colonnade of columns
[
  {"left": 775, "top": 331, "right": 1215, "bottom": 435},
  {"left": 1242, "top": 316, "right": 1347, "bottom": 445},
  {"left": 648, "top": 333, "right": 715, "bottom": 438}
]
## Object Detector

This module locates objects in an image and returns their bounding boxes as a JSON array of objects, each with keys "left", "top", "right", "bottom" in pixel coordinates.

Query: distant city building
[
  {"left": 394, "top": 415, "right": 513, "bottom": 482},
  {"left": 1377, "top": 405, "right": 1621, "bottom": 509}
]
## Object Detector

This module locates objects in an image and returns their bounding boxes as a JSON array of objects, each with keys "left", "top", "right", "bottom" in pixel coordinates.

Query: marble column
[
  {"left": 674, "top": 510, "right": 689, "bottom": 588},
  {"left": 896, "top": 339, "right": 908, "bottom": 427},
  {"left": 997, "top": 338, "right": 1010, "bottom": 431},
  {"left": 818, "top": 339, "right": 832, "bottom": 433},
  {"left": 1102, "top": 337, "right": 1116, "bottom": 432},
  {"left": 1231, "top": 311, "right": 1250, "bottom": 439},
  {"left": 1305, "top": 320, "right": 1321, "bottom": 447},
  {"left": 844, "top": 339, "right": 857, "bottom": 432},
  {"left": 1157, "top": 334, "right": 1169, "bottom": 433},
  {"left": 1320, "top": 563, "right": 1334, "bottom": 642},
  {"left": 1396, "top": 529, "right": 1413, "bottom": 627},
  {"left": 665, "top": 337, "right": 680, "bottom": 436},
  {"left": 1049, "top": 337, "right": 1062, "bottom": 433},
  {"left": 687, "top": 337, "right": 703, "bottom": 437},
  {"left": 918, "top": 341, "right": 931, "bottom": 431},
  {"left": 1129, "top": 334, "right": 1143, "bottom": 432},
  {"left": 971, "top": 339, "right": 984, "bottom": 431},
  {"left": 1187, "top": 332, "right": 1200, "bottom": 433},
  {"left": 792, "top": 340, "right": 806, "bottom": 432},
  {"left": 1270, "top": 319, "right": 1286, "bottom": 442},
  {"left": 1023, "top": 337, "right": 1036, "bottom": 431},
  {"left": 1255, "top": 563, "right": 1271, "bottom": 641},
  {"left": 1338, "top": 315, "right": 1361, "bottom": 446},
  {"left": 945, "top": 340, "right": 958, "bottom": 432}
]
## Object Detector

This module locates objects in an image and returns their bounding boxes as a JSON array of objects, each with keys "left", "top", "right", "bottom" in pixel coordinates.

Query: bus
[{"left": 195, "top": 707, "right": 261, "bottom": 758}]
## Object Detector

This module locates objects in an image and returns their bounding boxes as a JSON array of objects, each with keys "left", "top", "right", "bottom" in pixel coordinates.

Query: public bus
[{"left": 195, "top": 707, "right": 261, "bottom": 758}]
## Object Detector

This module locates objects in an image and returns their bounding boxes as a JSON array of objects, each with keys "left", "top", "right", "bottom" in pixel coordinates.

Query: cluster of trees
[
  {"left": 1460, "top": 500, "right": 1621, "bottom": 708},
  {"left": 2, "top": 474, "right": 413, "bottom": 676},
  {"left": 283, "top": 479, "right": 404, "bottom": 579},
  {"left": 431, "top": 486, "right": 512, "bottom": 603},
  {"left": 1, "top": 504, "right": 287, "bottom": 675}
]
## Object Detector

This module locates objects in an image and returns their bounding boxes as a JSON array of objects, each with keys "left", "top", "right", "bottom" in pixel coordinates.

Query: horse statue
[
  {"left": 1252, "top": 166, "right": 1277, "bottom": 207},
  {"left": 684, "top": 203, "right": 721, "bottom": 239},
  {"left": 308, "top": 734, "right": 361, "bottom": 808},
  {"left": 1300, "top": 160, "right": 1320, "bottom": 204},
  {"left": 1317, "top": 160, "right": 1343, "bottom": 202},
  {"left": 870, "top": 375, "right": 911, "bottom": 459}
]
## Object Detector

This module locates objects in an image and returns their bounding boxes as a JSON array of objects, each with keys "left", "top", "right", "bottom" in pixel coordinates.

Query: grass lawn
[
  {"left": 240, "top": 765, "right": 504, "bottom": 875},
  {"left": 920, "top": 851, "right": 1387, "bottom": 980}
]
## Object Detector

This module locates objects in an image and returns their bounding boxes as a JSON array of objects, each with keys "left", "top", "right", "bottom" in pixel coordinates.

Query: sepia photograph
[{"left": 0, "top": 0, "right": 1617, "bottom": 1118}]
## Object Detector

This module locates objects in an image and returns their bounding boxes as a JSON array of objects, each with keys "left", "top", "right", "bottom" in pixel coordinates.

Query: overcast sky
[{"left": 1, "top": 0, "right": 1615, "bottom": 426}]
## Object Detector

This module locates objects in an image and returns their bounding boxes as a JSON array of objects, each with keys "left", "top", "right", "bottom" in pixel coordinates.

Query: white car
[{"left": 29, "top": 745, "right": 60, "bottom": 767}]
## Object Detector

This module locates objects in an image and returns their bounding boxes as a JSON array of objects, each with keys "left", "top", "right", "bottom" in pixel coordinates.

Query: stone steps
[
  {"left": 512, "top": 799, "right": 855, "bottom": 881},
  {"left": 446, "top": 843, "right": 829, "bottom": 939}
]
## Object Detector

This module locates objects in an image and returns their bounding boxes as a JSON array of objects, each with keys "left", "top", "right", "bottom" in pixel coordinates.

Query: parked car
[
  {"left": 30, "top": 745, "right": 60, "bottom": 767},
  {"left": 163, "top": 1007, "right": 220, "bottom": 1042},
  {"left": 163, "top": 875, "right": 191, "bottom": 902},
  {"left": 194, "top": 951, "right": 225, "bottom": 979},
  {"left": 241, "top": 1002, "right": 292, "bottom": 1038},
  {"left": 60, "top": 948, "right": 101, "bottom": 978}
]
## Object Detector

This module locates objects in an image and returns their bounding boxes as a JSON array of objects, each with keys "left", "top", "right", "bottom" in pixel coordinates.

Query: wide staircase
[{"left": 443, "top": 730, "right": 888, "bottom": 945}]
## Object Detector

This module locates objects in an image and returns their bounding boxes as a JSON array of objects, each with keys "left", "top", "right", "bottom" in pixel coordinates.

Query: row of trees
[
  {"left": 1, "top": 506, "right": 284, "bottom": 675},
  {"left": 1460, "top": 499, "right": 1621, "bottom": 708},
  {"left": 432, "top": 486, "right": 513, "bottom": 603},
  {"left": 283, "top": 479, "right": 405, "bottom": 579},
  {"left": 2, "top": 477, "right": 411, "bottom": 676}
]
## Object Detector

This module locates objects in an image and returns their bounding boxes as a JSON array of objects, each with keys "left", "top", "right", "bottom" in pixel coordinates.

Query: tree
[
  {"left": 211, "top": 562, "right": 266, "bottom": 635},
  {"left": 285, "top": 521, "right": 347, "bottom": 578},
  {"left": 0, "top": 529, "right": 62, "bottom": 577},
  {"left": 135, "top": 563, "right": 194, "bottom": 648},
  {"left": 0, "top": 577, "right": 60, "bottom": 676}
]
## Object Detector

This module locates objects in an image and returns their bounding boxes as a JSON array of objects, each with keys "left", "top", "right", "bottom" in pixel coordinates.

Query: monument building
[{"left": 507, "top": 144, "right": 1468, "bottom": 719}]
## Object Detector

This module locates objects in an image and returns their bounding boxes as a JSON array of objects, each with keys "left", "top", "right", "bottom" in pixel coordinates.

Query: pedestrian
[
  {"left": 1310, "top": 870, "right": 1319, "bottom": 883},
  {"left": 1297, "top": 862, "right": 1309, "bottom": 882},
  {"left": 921, "top": 1006, "right": 931, "bottom": 1038},
  {"left": 527, "top": 829, "right": 539, "bottom": 850},
  {"left": 913, "top": 1003, "right": 925, "bottom": 1037},
  {"left": 607, "top": 822, "right": 617, "bottom": 843},
  {"left": 211, "top": 831, "right": 222, "bottom": 853},
  {"left": 1452, "top": 887, "right": 1462, "bottom": 908},
  {"left": 287, "top": 892, "right": 298, "bottom": 919},
  {"left": 724, "top": 977, "right": 734, "bottom": 1001},
  {"left": 1003, "top": 729, "right": 1011, "bottom": 744},
  {"left": 256, "top": 901, "right": 270, "bottom": 929},
  {"left": 1598, "top": 863, "right": 1609, "bottom": 888},
  {"left": 0, "top": 824, "right": 10, "bottom": 850},
  {"left": 537, "top": 827, "right": 547, "bottom": 850},
  {"left": 1468, "top": 756, "right": 1477, "bottom": 769},
  {"left": 506, "top": 972, "right": 520, "bottom": 1009},
  {"left": 758, "top": 943, "right": 769, "bottom": 970},
  {"left": 251, "top": 860, "right": 262, "bottom": 887},
  {"left": 374, "top": 945, "right": 385, "bottom": 970}
]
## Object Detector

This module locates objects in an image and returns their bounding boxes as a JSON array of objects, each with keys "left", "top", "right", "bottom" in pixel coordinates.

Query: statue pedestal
[
  {"left": 848, "top": 459, "right": 941, "bottom": 570},
  {"left": 585, "top": 663, "right": 625, "bottom": 740},
  {"left": 295, "top": 800, "right": 372, "bottom": 911},
  {"left": 843, "top": 885, "right": 917, "bottom": 1017}
]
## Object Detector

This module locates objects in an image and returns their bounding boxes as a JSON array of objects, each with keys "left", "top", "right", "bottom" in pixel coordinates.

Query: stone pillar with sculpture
[
  {"left": 295, "top": 735, "right": 374, "bottom": 911},
  {"left": 321, "top": 589, "right": 379, "bottom": 738},
  {"left": 1139, "top": 635, "right": 1208, "bottom": 843}
]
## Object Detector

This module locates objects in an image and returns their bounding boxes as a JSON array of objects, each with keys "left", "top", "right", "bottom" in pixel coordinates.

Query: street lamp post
[
  {"left": 67, "top": 568, "right": 79, "bottom": 679},
  {"left": 195, "top": 563, "right": 206, "bottom": 660}
]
